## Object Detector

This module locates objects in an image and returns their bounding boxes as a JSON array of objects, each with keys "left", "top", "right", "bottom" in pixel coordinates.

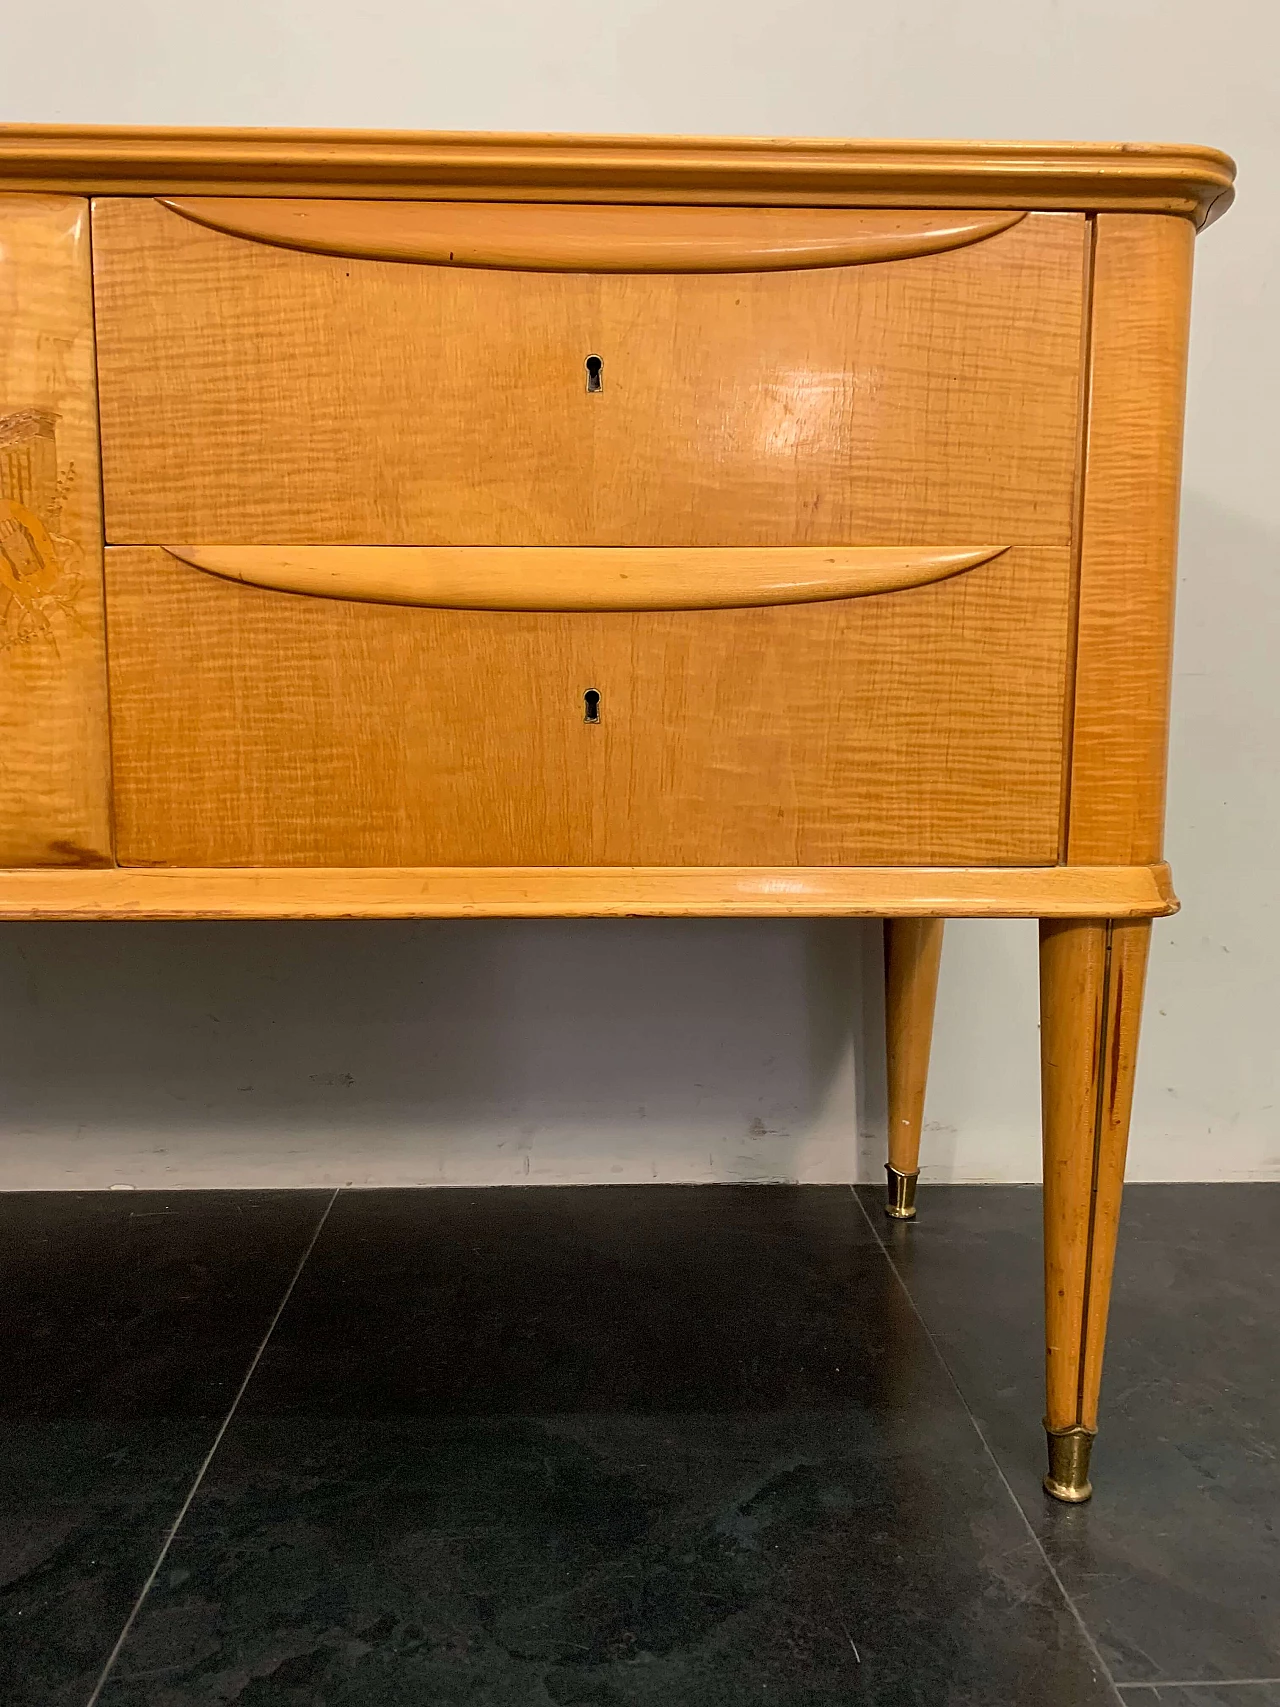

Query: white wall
[{"left": 2, "top": 0, "right": 1277, "bottom": 1188}]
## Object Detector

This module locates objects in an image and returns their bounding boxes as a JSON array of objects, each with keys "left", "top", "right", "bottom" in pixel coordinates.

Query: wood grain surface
[
  {"left": 105, "top": 544, "right": 1072, "bottom": 869},
  {"left": 1067, "top": 215, "right": 1195, "bottom": 864},
  {"left": 93, "top": 202, "right": 1087, "bottom": 547},
  {"left": 0, "top": 863, "right": 1178, "bottom": 921},
  {"left": 165, "top": 543, "right": 1009, "bottom": 612},
  {"left": 0, "top": 195, "right": 112, "bottom": 865}
]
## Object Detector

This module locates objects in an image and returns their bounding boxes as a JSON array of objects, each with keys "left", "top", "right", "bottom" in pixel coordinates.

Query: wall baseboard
[{"left": 0, "top": 1125, "right": 1273, "bottom": 1190}]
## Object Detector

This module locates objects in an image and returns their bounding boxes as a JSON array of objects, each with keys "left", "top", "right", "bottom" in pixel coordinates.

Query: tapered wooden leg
[
  {"left": 1039, "top": 917, "right": 1151, "bottom": 1502},
  {"left": 883, "top": 918, "right": 945, "bottom": 1220}
]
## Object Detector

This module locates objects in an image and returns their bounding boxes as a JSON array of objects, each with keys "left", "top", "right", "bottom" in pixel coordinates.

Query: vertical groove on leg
[
  {"left": 1040, "top": 917, "right": 1150, "bottom": 1499},
  {"left": 1075, "top": 919, "right": 1114, "bottom": 1426}
]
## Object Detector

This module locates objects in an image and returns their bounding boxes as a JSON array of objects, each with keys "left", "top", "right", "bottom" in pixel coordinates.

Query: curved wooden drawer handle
[
  {"left": 163, "top": 544, "right": 1009, "bottom": 612},
  {"left": 160, "top": 198, "right": 1026, "bottom": 272}
]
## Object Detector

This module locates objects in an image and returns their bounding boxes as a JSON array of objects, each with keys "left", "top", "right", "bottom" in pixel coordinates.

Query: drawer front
[
  {"left": 92, "top": 200, "right": 1086, "bottom": 548},
  {"left": 104, "top": 545, "right": 1071, "bottom": 868}
]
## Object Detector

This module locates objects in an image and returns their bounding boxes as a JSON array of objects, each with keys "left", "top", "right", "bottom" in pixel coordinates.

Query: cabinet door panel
[{"left": 0, "top": 195, "right": 112, "bottom": 866}]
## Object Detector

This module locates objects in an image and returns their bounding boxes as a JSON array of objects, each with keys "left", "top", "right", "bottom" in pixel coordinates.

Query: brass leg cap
[
  {"left": 1043, "top": 1424, "right": 1094, "bottom": 1503},
  {"left": 884, "top": 1164, "right": 919, "bottom": 1221}
]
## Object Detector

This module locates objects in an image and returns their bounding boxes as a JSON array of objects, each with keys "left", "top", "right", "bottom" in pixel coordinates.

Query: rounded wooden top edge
[{"left": 0, "top": 126, "right": 1235, "bottom": 225}]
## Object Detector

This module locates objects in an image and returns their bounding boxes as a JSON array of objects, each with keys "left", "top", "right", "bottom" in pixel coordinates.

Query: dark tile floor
[{"left": 0, "top": 1185, "right": 1275, "bottom": 1705}]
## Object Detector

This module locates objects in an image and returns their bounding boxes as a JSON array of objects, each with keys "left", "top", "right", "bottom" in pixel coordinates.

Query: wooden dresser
[{"left": 0, "top": 127, "right": 1234, "bottom": 1501}]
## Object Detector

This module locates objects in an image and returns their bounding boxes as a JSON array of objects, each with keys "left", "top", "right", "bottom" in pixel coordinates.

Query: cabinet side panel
[
  {"left": 1066, "top": 214, "right": 1194, "bottom": 865},
  {"left": 0, "top": 195, "right": 111, "bottom": 864}
]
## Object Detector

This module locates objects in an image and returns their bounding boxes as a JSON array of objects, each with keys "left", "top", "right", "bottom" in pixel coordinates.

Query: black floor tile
[
  {"left": 94, "top": 1186, "right": 1115, "bottom": 1706},
  {"left": 0, "top": 1190, "right": 331, "bottom": 1707},
  {"left": 858, "top": 1184, "right": 1280, "bottom": 1691}
]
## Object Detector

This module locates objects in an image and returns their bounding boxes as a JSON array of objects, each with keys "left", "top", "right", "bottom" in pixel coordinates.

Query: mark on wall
[{"left": 0, "top": 406, "right": 81, "bottom": 652}]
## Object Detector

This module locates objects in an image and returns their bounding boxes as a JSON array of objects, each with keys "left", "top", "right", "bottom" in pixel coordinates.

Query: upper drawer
[{"left": 91, "top": 198, "right": 1087, "bottom": 547}]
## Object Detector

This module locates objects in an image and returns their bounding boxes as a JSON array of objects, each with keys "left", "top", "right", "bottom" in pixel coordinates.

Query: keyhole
[
  {"left": 585, "top": 354, "right": 603, "bottom": 393},
  {"left": 583, "top": 689, "right": 601, "bottom": 723}
]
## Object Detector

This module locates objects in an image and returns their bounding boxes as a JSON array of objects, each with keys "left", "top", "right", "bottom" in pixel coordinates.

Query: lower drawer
[{"left": 104, "top": 545, "right": 1071, "bottom": 867}]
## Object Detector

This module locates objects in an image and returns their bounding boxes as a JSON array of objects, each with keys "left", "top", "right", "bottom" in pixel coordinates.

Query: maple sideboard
[{"left": 0, "top": 127, "right": 1234, "bottom": 1501}]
